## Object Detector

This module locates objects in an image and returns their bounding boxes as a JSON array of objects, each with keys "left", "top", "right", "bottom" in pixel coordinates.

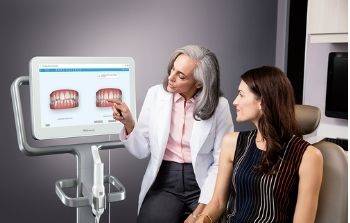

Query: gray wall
[
  {"left": 0, "top": 0, "right": 277, "bottom": 222},
  {"left": 275, "top": 0, "right": 289, "bottom": 71}
]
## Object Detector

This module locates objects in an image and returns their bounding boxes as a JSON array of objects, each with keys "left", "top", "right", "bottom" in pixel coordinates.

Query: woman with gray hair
[{"left": 111, "top": 45, "right": 233, "bottom": 223}]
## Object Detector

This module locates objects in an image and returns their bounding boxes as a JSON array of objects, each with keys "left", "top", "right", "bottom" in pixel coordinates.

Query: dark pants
[{"left": 137, "top": 160, "right": 200, "bottom": 223}]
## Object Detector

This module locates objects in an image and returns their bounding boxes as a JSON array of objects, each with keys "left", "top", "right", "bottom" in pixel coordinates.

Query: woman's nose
[
  {"left": 168, "top": 73, "right": 176, "bottom": 82},
  {"left": 232, "top": 96, "right": 238, "bottom": 106}
]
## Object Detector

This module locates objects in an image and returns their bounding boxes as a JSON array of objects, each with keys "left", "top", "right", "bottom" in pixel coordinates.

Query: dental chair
[{"left": 295, "top": 104, "right": 348, "bottom": 223}]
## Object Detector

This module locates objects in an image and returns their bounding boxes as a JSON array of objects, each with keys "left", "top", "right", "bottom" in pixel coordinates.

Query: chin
[{"left": 167, "top": 86, "right": 174, "bottom": 92}]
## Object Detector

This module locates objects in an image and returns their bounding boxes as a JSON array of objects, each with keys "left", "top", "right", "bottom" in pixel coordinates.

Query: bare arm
[
  {"left": 293, "top": 145, "right": 323, "bottom": 223},
  {"left": 195, "top": 132, "right": 238, "bottom": 223}
]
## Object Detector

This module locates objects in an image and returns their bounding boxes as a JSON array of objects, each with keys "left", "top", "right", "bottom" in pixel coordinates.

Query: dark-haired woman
[{"left": 195, "top": 66, "right": 323, "bottom": 223}]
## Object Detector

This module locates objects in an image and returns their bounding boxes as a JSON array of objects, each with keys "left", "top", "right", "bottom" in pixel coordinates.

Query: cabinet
[{"left": 307, "top": 0, "right": 348, "bottom": 43}]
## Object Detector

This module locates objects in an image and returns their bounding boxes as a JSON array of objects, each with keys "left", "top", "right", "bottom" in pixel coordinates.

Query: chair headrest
[{"left": 295, "top": 104, "right": 321, "bottom": 135}]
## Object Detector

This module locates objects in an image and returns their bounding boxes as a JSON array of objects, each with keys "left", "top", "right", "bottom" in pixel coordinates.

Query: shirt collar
[{"left": 174, "top": 93, "right": 195, "bottom": 103}]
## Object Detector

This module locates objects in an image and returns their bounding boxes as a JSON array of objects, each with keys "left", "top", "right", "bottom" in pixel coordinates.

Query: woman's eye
[{"left": 178, "top": 74, "right": 185, "bottom": 79}]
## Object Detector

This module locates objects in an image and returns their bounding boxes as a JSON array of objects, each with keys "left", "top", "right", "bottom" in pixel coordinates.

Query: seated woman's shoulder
[
  {"left": 222, "top": 131, "right": 239, "bottom": 145},
  {"left": 303, "top": 145, "right": 324, "bottom": 164}
]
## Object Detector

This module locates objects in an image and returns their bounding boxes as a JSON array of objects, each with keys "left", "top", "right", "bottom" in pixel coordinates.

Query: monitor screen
[
  {"left": 325, "top": 52, "right": 348, "bottom": 119},
  {"left": 30, "top": 57, "right": 136, "bottom": 140}
]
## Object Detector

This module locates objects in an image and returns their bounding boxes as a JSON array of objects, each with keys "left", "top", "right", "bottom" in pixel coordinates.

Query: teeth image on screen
[
  {"left": 96, "top": 88, "right": 122, "bottom": 107},
  {"left": 50, "top": 89, "right": 79, "bottom": 109}
]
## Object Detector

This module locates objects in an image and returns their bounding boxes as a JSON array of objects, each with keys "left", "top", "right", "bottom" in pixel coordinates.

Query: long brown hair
[{"left": 241, "top": 66, "right": 300, "bottom": 174}]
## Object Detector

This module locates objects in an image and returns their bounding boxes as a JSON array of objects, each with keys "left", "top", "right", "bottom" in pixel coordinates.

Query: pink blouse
[{"left": 163, "top": 93, "right": 194, "bottom": 163}]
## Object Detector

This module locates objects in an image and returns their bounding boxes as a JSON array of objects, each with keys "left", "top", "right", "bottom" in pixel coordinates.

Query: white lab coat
[{"left": 120, "top": 85, "right": 233, "bottom": 213}]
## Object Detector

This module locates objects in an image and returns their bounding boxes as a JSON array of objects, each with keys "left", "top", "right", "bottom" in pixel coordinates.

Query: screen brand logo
[{"left": 82, "top": 128, "right": 95, "bottom": 132}]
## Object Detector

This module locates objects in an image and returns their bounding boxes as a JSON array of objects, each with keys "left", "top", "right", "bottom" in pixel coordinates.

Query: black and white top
[{"left": 225, "top": 130, "right": 309, "bottom": 223}]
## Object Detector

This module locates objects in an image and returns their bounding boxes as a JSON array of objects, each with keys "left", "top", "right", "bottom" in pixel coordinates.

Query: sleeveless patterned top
[{"left": 225, "top": 130, "right": 310, "bottom": 223}]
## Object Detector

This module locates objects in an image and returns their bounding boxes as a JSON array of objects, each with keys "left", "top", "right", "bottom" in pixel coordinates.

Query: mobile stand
[{"left": 11, "top": 76, "right": 126, "bottom": 223}]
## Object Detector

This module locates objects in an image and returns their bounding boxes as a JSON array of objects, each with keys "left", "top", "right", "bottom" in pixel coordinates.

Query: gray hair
[{"left": 163, "top": 45, "right": 222, "bottom": 120}]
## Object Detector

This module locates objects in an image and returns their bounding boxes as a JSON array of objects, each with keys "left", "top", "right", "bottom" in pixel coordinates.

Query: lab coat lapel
[
  {"left": 191, "top": 117, "right": 213, "bottom": 157},
  {"left": 156, "top": 92, "right": 173, "bottom": 156}
]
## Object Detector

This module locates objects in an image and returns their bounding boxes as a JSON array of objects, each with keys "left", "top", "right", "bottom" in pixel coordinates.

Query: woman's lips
[{"left": 167, "top": 84, "right": 175, "bottom": 90}]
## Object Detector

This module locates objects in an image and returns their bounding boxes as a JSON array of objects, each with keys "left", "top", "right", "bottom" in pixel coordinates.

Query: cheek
[
  {"left": 238, "top": 101, "right": 259, "bottom": 117},
  {"left": 178, "top": 82, "right": 194, "bottom": 92}
]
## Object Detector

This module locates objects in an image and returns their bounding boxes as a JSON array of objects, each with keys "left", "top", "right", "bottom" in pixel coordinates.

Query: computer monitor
[
  {"left": 30, "top": 57, "right": 136, "bottom": 140},
  {"left": 325, "top": 52, "right": 348, "bottom": 119}
]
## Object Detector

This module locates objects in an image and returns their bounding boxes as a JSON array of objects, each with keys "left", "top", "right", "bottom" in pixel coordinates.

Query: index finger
[{"left": 107, "top": 99, "right": 122, "bottom": 104}]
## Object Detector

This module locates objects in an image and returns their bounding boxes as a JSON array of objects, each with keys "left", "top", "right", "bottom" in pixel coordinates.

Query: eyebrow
[{"left": 172, "top": 65, "right": 187, "bottom": 77}]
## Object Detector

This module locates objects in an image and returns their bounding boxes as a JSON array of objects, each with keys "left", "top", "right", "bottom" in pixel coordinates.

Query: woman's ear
[
  {"left": 258, "top": 100, "right": 262, "bottom": 110},
  {"left": 196, "top": 82, "right": 202, "bottom": 89}
]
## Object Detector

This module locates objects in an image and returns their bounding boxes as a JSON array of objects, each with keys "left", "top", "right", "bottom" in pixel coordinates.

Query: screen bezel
[
  {"left": 30, "top": 56, "right": 136, "bottom": 140},
  {"left": 325, "top": 52, "right": 348, "bottom": 119}
]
